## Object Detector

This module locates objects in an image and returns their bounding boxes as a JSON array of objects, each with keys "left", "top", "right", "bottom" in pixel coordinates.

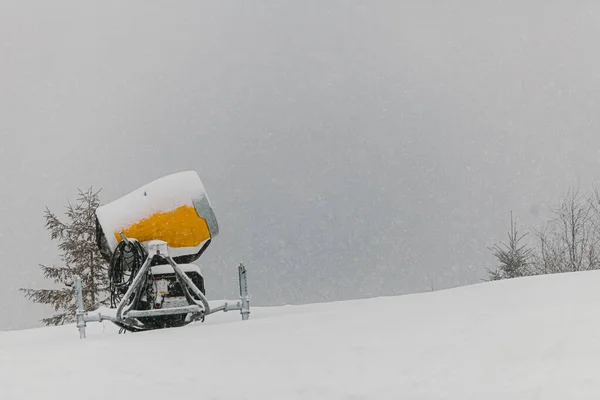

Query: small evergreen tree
[
  {"left": 20, "top": 188, "right": 109, "bottom": 325},
  {"left": 487, "top": 212, "right": 533, "bottom": 280}
]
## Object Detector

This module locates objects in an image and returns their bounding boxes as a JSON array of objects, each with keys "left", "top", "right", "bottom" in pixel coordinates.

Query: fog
[{"left": 2, "top": 1, "right": 600, "bottom": 329}]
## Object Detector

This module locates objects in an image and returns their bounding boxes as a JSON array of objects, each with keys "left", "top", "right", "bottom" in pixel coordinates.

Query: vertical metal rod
[
  {"left": 238, "top": 263, "right": 250, "bottom": 321},
  {"left": 74, "top": 276, "right": 87, "bottom": 339}
]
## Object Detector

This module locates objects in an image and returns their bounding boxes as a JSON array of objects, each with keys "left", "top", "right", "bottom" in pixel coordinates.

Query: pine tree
[
  {"left": 20, "top": 188, "right": 110, "bottom": 325},
  {"left": 487, "top": 212, "right": 533, "bottom": 280}
]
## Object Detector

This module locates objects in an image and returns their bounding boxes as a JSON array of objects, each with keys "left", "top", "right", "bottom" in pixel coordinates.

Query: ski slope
[{"left": 2, "top": 271, "right": 600, "bottom": 399}]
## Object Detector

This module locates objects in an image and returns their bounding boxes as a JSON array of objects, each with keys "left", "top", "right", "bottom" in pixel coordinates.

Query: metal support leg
[
  {"left": 115, "top": 255, "right": 154, "bottom": 320},
  {"left": 74, "top": 276, "right": 87, "bottom": 339},
  {"left": 239, "top": 263, "right": 250, "bottom": 321},
  {"left": 165, "top": 255, "right": 211, "bottom": 313}
]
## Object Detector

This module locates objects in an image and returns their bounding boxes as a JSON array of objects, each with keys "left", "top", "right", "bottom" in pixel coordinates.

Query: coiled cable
[{"left": 108, "top": 237, "right": 148, "bottom": 308}]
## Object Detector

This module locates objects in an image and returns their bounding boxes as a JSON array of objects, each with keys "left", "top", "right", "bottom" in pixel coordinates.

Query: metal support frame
[{"left": 73, "top": 240, "right": 250, "bottom": 339}]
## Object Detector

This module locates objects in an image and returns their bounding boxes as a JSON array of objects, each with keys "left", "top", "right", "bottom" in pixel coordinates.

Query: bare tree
[
  {"left": 558, "top": 188, "right": 594, "bottom": 271},
  {"left": 530, "top": 223, "right": 563, "bottom": 274},
  {"left": 20, "top": 188, "right": 109, "bottom": 325},
  {"left": 530, "top": 187, "right": 600, "bottom": 275}
]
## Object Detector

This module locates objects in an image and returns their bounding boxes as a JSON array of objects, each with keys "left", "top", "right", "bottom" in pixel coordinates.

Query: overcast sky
[{"left": 2, "top": 1, "right": 600, "bottom": 330}]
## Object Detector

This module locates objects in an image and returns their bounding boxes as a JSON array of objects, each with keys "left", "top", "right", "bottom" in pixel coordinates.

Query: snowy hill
[{"left": 3, "top": 271, "right": 600, "bottom": 399}]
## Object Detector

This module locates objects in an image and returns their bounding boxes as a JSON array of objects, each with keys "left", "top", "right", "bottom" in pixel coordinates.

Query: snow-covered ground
[{"left": 3, "top": 271, "right": 600, "bottom": 399}]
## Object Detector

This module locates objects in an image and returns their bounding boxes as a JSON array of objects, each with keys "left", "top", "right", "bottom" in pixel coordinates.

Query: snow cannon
[
  {"left": 95, "top": 170, "right": 219, "bottom": 264},
  {"left": 72, "top": 171, "right": 249, "bottom": 337}
]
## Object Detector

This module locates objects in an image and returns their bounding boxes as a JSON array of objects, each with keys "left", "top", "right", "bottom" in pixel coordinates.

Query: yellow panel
[{"left": 114, "top": 205, "right": 211, "bottom": 248}]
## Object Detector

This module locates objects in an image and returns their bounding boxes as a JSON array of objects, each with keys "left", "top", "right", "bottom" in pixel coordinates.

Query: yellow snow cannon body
[{"left": 95, "top": 170, "right": 219, "bottom": 265}]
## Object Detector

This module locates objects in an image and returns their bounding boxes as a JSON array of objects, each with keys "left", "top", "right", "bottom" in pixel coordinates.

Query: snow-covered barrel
[{"left": 95, "top": 170, "right": 219, "bottom": 263}]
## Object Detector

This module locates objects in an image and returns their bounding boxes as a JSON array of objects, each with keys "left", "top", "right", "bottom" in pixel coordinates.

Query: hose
[{"left": 108, "top": 237, "right": 148, "bottom": 308}]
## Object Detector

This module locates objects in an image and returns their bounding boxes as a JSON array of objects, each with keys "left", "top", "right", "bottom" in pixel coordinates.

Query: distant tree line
[{"left": 487, "top": 187, "right": 600, "bottom": 280}]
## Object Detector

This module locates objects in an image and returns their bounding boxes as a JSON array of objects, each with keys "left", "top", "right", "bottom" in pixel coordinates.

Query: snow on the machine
[{"left": 4, "top": 270, "right": 600, "bottom": 399}]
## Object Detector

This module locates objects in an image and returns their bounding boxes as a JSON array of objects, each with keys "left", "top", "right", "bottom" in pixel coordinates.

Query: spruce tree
[
  {"left": 20, "top": 188, "right": 110, "bottom": 325},
  {"left": 487, "top": 212, "right": 533, "bottom": 280}
]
